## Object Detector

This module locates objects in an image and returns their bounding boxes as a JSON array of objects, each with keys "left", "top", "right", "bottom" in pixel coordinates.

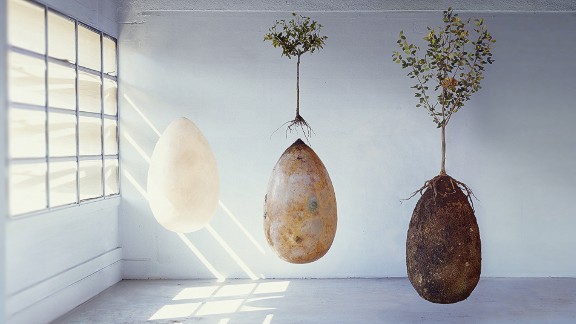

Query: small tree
[
  {"left": 264, "top": 13, "right": 328, "bottom": 142},
  {"left": 395, "top": 8, "right": 496, "bottom": 304},
  {"left": 392, "top": 8, "right": 495, "bottom": 178}
]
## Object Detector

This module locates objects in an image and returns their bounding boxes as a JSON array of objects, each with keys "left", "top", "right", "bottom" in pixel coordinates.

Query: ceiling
[{"left": 119, "top": 0, "right": 576, "bottom": 12}]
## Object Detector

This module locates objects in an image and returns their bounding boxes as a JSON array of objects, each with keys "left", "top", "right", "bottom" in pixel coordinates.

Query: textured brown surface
[
  {"left": 406, "top": 175, "right": 481, "bottom": 304},
  {"left": 264, "top": 139, "right": 337, "bottom": 264}
]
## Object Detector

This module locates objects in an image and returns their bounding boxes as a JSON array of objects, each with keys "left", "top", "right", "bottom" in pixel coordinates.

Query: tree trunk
[
  {"left": 296, "top": 55, "right": 301, "bottom": 117},
  {"left": 441, "top": 124, "right": 446, "bottom": 175},
  {"left": 440, "top": 92, "right": 446, "bottom": 176}
]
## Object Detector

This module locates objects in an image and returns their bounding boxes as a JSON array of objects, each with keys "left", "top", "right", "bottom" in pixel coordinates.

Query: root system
[
  {"left": 402, "top": 173, "right": 478, "bottom": 210},
  {"left": 271, "top": 114, "right": 315, "bottom": 144}
]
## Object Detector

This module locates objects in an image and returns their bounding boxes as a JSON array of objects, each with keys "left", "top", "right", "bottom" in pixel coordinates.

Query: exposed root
[
  {"left": 271, "top": 114, "right": 315, "bottom": 145},
  {"left": 402, "top": 175, "right": 443, "bottom": 202},
  {"left": 451, "top": 177, "right": 478, "bottom": 210},
  {"left": 401, "top": 174, "right": 478, "bottom": 211}
]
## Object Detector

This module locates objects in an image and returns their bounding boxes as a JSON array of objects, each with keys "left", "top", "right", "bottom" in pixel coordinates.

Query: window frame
[{"left": 6, "top": 0, "right": 120, "bottom": 217}]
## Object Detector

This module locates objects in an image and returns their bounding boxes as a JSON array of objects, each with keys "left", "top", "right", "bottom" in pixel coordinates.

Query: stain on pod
[
  {"left": 147, "top": 117, "right": 219, "bottom": 233},
  {"left": 264, "top": 139, "right": 337, "bottom": 264},
  {"left": 407, "top": 175, "right": 481, "bottom": 304}
]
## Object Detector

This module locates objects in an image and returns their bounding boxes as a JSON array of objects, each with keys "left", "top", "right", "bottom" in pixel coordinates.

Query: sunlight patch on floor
[
  {"left": 148, "top": 281, "right": 290, "bottom": 321},
  {"left": 149, "top": 302, "right": 201, "bottom": 320}
]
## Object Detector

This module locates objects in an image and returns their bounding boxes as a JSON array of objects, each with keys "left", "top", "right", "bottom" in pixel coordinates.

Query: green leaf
[{"left": 264, "top": 13, "right": 327, "bottom": 58}]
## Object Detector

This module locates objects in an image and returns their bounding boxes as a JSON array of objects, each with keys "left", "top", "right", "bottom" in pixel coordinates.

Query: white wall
[
  {"left": 5, "top": 204, "right": 122, "bottom": 323},
  {"left": 4, "top": 1, "right": 121, "bottom": 323},
  {"left": 119, "top": 10, "right": 576, "bottom": 280},
  {"left": 1, "top": 0, "right": 8, "bottom": 322},
  {"left": 36, "top": 0, "right": 118, "bottom": 37}
]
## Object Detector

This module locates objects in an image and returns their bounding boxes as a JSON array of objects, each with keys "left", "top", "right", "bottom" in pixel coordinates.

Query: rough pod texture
[
  {"left": 264, "top": 139, "right": 337, "bottom": 264},
  {"left": 147, "top": 117, "right": 219, "bottom": 233},
  {"left": 407, "top": 175, "right": 481, "bottom": 304}
]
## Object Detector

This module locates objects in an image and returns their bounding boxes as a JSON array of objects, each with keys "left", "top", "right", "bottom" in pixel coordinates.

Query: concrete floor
[{"left": 53, "top": 278, "right": 576, "bottom": 323}]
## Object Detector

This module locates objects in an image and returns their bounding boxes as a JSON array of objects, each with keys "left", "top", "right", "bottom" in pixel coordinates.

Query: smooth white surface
[
  {"left": 119, "top": 10, "right": 576, "bottom": 279},
  {"left": 55, "top": 278, "right": 576, "bottom": 323},
  {"left": 147, "top": 117, "right": 220, "bottom": 233}
]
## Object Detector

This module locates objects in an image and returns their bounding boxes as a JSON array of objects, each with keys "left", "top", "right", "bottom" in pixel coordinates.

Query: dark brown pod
[
  {"left": 264, "top": 139, "right": 337, "bottom": 264},
  {"left": 406, "top": 175, "right": 481, "bottom": 304}
]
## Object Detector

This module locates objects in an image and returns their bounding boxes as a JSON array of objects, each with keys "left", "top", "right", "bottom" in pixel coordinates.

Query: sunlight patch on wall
[
  {"left": 177, "top": 233, "right": 226, "bottom": 282},
  {"left": 219, "top": 200, "right": 266, "bottom": 255},
  {"left": 123, "top": 169, "right": 148, "bottom": 199},
  {"left": 123, "top": 94, "right": 161, "bottom": 136},
  {"left": 205, "top": 225, "right": 259, "bottom": 280},
  {"left": 263, "top": 314, "right": 274, "bottom": 324},
  {"left": 123, "top": 130, "right": 151, "bottom": 164}
]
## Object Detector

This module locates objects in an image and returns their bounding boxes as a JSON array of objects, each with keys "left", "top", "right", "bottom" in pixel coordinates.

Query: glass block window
[{"left": 6, "top": 0, "right": 119, "bottom": 216}]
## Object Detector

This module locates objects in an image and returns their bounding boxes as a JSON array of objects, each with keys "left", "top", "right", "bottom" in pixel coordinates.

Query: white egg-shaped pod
[{"left": 147, "top": 117, "right": 219, "bottom": 233}]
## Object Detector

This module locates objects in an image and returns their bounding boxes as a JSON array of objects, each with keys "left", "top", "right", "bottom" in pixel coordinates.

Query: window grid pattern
[{"left": 7, "top": 0, "right": 119, "bottom": 216}]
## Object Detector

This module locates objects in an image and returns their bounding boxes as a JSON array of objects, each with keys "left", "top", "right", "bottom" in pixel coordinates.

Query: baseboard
[{"left": 6, "top": 248, "right": 122, "bottom": 324}]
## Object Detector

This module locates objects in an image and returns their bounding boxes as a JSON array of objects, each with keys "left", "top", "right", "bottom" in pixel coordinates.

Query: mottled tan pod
[
  {"left": 264, "top": 139, "right": 337, "bottom": 264},
  {"left": 407, "top": 175, "right": 481, "bottom": 304}
]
